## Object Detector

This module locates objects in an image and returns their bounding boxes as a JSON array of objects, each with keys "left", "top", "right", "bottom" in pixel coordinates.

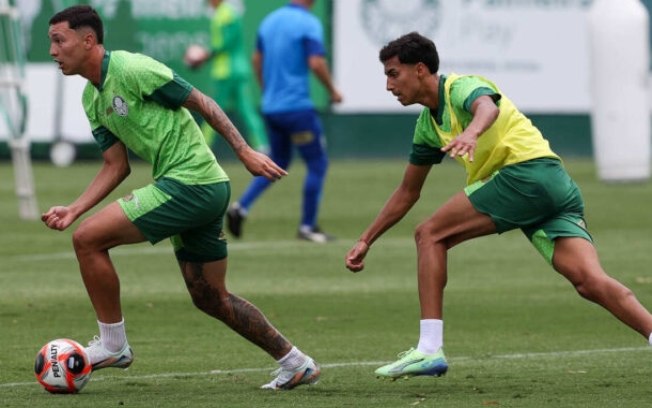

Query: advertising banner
[{"left": 333, "top": 0, "right": 593, "bottom": 113}]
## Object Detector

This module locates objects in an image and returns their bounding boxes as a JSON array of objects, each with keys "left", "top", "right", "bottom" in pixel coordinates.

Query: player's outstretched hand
[
  {"left": 41, "top": 206, "right": 76, "bottom": 231},
  {"left": 345, "top": 240, "right": 369, "bottom": 272},
  {"left": 441, "top": 131, "right": 478, "bottom": 162},
  {"left": 239, "top": 147, "right": 287, "bottom": 181}
]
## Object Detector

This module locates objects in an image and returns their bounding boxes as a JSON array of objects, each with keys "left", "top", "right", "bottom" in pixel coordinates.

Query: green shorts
[
  {"left": 465, "top": 158, "right": 592, "bottom": 264},
  {"left": 118, "top": 178, "right": 230, "bottom": 262}
]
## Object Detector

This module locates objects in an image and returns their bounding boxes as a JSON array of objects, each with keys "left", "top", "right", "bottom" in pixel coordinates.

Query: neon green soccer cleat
[{"left": 375, "top": 348, "right": 448, "bottom": 379}]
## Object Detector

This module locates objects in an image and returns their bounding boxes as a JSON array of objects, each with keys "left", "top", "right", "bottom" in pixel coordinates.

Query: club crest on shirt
[{"left": 112, "top": 96, "right": 129, "bottom": 117}]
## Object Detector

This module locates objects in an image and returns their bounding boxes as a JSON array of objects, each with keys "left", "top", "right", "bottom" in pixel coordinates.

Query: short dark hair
[
  {"left": 49, "top": 5, "right": 104, "bottom": 44},
  {"left": 379, "top": 32, "right": 439, "bottom": 74}
]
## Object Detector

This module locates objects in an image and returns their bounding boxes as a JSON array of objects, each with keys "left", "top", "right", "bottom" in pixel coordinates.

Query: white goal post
[{"left": 0, "top": 0, "right": 38, "bottom": 220}]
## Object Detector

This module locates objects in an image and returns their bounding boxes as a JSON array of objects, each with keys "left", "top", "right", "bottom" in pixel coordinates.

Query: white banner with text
[{"left": 333, "top": 0, "right": 594, "bottom": 113}]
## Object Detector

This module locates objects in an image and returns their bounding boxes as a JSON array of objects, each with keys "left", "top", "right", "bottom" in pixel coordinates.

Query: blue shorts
[{"left": 262, "top": 109, "right": 326, "bottom": 166}]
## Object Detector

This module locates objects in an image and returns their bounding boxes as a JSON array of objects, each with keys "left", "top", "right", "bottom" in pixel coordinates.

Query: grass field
[{"left": 1, "top": 158, "right": 652, "bottom": 407}]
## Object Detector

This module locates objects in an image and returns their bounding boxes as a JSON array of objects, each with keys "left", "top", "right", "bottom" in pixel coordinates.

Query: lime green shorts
[
  {"left": 118, "top": 178, "right": 230, "bottom": 262},
  {"left": 465, "top": 158, "right": 592, "bottom": 264}
]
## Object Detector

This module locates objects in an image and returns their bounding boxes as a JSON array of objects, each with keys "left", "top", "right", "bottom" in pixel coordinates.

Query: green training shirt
[{"left": 82, "top": 50, "right": 228, "bottom": 185}]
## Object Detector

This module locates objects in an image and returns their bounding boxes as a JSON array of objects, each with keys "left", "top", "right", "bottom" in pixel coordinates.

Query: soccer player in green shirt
[
  {"left": 43, "top": 5, "right": 319, "bottom": 390},
  {"left": 345, "top": 32, "right": 652, "bottom": 380},
  {"left": 185, "top": 0, "right": 269, "bottom": 153}
]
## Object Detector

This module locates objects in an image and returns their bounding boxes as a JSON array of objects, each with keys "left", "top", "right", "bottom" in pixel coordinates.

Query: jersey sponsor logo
[
  {"left": 112, "top": 96, "right": 129, "bottom": 117},
  {"left": 361, "top": 0, "right": 441, "bottom": 46}
]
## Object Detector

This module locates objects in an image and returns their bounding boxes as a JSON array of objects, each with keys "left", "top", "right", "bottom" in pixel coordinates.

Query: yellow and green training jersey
[
  {"left": 410, "top": 74, "right": 559, "bottom": 185},
  {"left": 209, "top": 2, "right": 249, "bottom": 81},
  {"left": 82, "top": 50, "right": 228, "bottom": 185}
]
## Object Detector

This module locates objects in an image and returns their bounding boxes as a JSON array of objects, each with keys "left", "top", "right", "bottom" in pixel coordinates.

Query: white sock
[
  {"left": 648, "top": 332, "right": 652, "bottom": 346},
  {"left": 277, "top": 346, "right": 307, "bottom": 371},
  {"left": 98, "top": 318, "right": 127, "bottom": 353},
  {"left": 416, "top": 319, "right": 443, "bottom": 354}
]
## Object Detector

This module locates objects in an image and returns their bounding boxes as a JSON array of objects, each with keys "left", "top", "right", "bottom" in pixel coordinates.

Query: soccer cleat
[
  {"left": 297, "top": 226, "right": 335, "bottom": 243},
  {"left": 260, "top": 358, "right": 321, "bottom": 390},
  {"left": 85, "top": 336, "right": 134, "bottom": 371},
  {"left": 374, "top": 348, "right": 448, "bottom": 379},
  {"left": 226, "top": 204, "right": 245, "bottom": 238}
]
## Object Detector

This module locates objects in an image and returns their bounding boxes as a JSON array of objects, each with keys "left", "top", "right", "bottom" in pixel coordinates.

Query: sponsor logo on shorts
[
  {"left": 122, "top": 193, "right": 140, "bottom": 210},
  {"left": 291, "top": 131, "right": 315, "bottom": 145}
]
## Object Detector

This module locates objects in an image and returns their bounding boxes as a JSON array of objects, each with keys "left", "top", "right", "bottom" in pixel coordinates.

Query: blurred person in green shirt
[{"left": 185, "top": 0, "right": 269, "bottom": 152}]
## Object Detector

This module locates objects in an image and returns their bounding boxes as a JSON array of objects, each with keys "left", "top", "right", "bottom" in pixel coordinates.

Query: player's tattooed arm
[
  {"left": 183, "top": 88, "right": 248, "bottom": 153},
  {"left": 183, "top": 88, "right": 287, "bottom": 181}
]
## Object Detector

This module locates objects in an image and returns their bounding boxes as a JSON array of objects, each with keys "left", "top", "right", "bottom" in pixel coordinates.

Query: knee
[
  {"left": 188, "top": 286, "right": 230, "bottom": 319},
  {"left": 572, "top": 273, "right": 631, "bottom": 303},
  {"left": 573, "top": 277, "right": 597, "bottom": 301},
  {"left": 71, "top": 221, "right": 96, "bottom": 254},
  {"left": 414, "top": 221, "right": 443, "bottom": 248},
  {"left": 189, "top": 294, "right": 210, "bottom": 315},
  {"left": 190, "top": 291, "right": 220, "bottom": 315},
  {"left": 307, "top": 155, "right": 328, "bottom": 176}
]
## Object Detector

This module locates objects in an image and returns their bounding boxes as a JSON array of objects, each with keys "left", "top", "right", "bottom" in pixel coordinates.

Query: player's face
[
  {"left": 48, "top": 22, "right": 90, "bottom": 76},
  {"left": 383, "top": 56, "right": 421, "bottom": 106}
]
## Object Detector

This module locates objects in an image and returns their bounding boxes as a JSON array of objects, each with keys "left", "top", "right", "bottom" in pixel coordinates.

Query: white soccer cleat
[
  {"left": 261, "top": 357, "right": 321, "bottom": 390},
  {"left": 297, "top": 226, "right": 335, "bottom": 243},
  {"left": 85, "top": 336, "right": 134, "bottom": 371}
]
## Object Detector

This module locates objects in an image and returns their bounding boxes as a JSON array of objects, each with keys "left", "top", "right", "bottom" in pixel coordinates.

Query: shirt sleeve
[
  {"left": 92, "top": 125, "right": 119, "bottom": 152},
  {"left": 449, "top": 76, "right": 501, "bottom": 113},
  {"left": 303, "top": 16, "right": 325, "bottom": 57},
  {"left": 409, "top": 108, "right": 446, "bottom": 165},
  {"left": 256, "top": 31, "right": 263, "bottom": 53},
  {"left": 146, "top": 72, "right": 193, "bottom": 110}
]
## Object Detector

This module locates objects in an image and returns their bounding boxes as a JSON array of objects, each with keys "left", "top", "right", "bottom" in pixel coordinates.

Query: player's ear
[
  {"left": 416, "top": 62, "right": 424, "bottom": 79},
  {"left": 81, "top": 29, "right": 96, "bottom": 49}
]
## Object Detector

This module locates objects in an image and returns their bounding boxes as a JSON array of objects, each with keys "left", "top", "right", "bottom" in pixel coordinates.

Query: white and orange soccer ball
[{"left": 34, "top": 338, "right": 92, "bottom": 394}]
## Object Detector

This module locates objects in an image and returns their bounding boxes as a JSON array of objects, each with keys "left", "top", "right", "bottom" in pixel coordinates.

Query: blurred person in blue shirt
[{"left": 226, "top": 0, "right": 343, "bottom": 243}]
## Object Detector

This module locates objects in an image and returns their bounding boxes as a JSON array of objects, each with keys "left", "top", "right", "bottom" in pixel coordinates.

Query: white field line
[{"left": 2, "top": 346, "right": 648, "bottom": 388}]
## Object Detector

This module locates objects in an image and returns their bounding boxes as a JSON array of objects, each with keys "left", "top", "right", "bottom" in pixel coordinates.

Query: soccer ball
[
  {"left": 34, "top": 338, "right": 92, "bottom": 394},
  {"left": 183, "top": 44, "right": 209, "bottom": 69}
]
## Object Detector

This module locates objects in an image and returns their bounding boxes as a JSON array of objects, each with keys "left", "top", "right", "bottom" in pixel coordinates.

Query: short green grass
[{"left": 1, "top": 158, "right": 651, "bottom": 407}]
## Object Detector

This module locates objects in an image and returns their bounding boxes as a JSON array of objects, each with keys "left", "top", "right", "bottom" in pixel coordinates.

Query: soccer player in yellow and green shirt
[
  {"left": 345, "top": 31, "right": 652, "bottom": 380},
  {"left": 202, "top": 0, "right": 268, "bottom": 152},
  {"left": 44, "top": 5, "right": 319, "bottom": 390}
]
